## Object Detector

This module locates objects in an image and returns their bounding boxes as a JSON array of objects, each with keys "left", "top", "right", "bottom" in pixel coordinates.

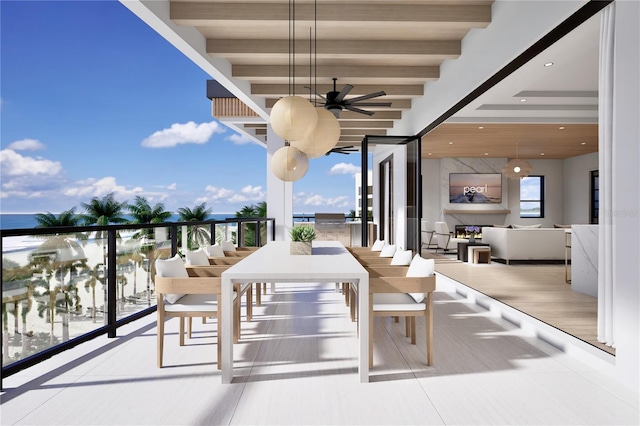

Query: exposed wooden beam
[
  {"left": 338, "top": 121, "right": 394, "bottom": 129},
  {"left": 233, "top": 65, "right": 438, "bottom": 83},
  {"left": 207, "top": 39, "right": 461, "bottom": 58},
  {"left": 172, "top": 3, "right": 492, "bottom": 25},
  {"left": 252, "top": 84, "right": 423, "bottom": 97},
  {"left": 265, "top": 98, "right": 412, "bottom": 109}
]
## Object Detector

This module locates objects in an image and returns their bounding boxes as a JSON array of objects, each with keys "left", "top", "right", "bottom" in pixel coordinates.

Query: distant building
[{"left": 354, "top": 171, "right": 373, "bottom": 219}]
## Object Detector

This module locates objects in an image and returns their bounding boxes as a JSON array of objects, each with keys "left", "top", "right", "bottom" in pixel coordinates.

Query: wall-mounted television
[{"left": 449, "top": 173, "right": 502, "bottom": 204}]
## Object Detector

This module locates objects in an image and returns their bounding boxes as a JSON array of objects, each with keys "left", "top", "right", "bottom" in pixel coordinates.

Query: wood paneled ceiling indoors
[{"left": 139, "top": 0, "right": 599, "bottom": 160}]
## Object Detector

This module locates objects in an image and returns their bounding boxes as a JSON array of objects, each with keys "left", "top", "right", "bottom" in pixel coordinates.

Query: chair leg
[
  {"left": 255, "top": 283, "right": 262, "bottom": 306},
  {"left": 426, "top": 293, "right": 433, "bottom": 366},
  {"left": 157, "top": 316, "right": 164, "bottom": 368},
  {"left": 410, "top": 317, "right": 416, "bottom": 345},
  {"left": 234, "top": 299, "right": 240, "bottom": 344},
  {"left": 369, "top": 302, "right": 374, "bottom": 368},
  {"left": 187, "top": 317, "right": 193, "bottom": 339},
  {"left": 350, "top": 286, "right": 357, "bottom": 323},
  {"left": 405, "top": 317, "right": 411, "bottom": 337},
  {"left": 179, "top": 317, "right": 185, "bottom": 346},
  {"left": 217, "top": 307, "right": 222, "bottom": 370},
  {"left": 246, "top": 286, "right": 253, "bottom": 322}
]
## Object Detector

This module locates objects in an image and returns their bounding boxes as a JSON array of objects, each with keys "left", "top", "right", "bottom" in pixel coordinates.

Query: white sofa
[{"left": 481, "top": 226, "right": 570, "bottom": 264}]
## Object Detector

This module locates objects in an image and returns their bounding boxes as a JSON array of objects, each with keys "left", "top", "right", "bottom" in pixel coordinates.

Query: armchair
[
  {"left": 366, "top": 257, "right": 436, "bottom": 367},
  {"left": 421, "top": 220, "right": 436, "bottom": 250},
  {"left": 155, "top": 254, "right": 237, "bottom": 369},
  {"left": 434, "top": 221, "right": 468, "bottom": 253}
]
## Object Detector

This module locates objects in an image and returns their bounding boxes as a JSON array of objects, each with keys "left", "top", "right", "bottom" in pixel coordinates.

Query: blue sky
[{"left": 0, "top": 0, "right": 362, "bottom": 215}]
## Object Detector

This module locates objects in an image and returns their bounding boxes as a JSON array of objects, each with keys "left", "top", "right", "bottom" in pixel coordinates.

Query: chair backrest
[
  {"left": 434, "top": 222, "right": 450, "bottom": 248},
  {"left": 421, "top": 220, "right": 432, "bottom": 232}
]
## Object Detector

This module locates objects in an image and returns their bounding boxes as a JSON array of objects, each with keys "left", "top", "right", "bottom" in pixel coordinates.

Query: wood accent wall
[{"left": 211, "top": 98, "right": 259, "bottom": 118}]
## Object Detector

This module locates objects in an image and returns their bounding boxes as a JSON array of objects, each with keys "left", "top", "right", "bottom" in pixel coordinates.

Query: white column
[
  {"left": 266, "top": 126, "right": 293, "bottom": 241},
  {"left": 610, "top": 0, "right": 640, "bottom": 395}
]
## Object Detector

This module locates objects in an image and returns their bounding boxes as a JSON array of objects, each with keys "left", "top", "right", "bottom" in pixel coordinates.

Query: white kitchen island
[{"left": 221, "top": 241, "right": 370, "bottom": 383}]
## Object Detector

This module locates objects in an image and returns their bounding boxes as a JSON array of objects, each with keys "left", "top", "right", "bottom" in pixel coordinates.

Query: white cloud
[
  {"left": 294, "top": 191, "right": 350, "bottom": 209},
  {"left": 63, "top": 176, "right": 143, "bottom": 200},
  {"left": 200, "top": 184, "right": 265, "bottom": 206},
  {"left": 141, "top": 121, "right": 224, "bottom": 148},
  {"left": 328, "top": 162, "right": 360, "bottom": 175},
  {"left": 204, "top": 185, "right": 235, "bottom": 201},
  {"left": 167, "top": 183, "right": 177, "bottom": 190},
  {"left": 240, "top": 185, "right": 264, "bottom": 197},
  {"left": 7, "top": 138, "right": 46, "bottom": 151},
  {"left": 0, "top": 149, "right": 62, "bottom": 177},
  {"left": 228, "top": 133, "right": 253, "bottom": 145}
]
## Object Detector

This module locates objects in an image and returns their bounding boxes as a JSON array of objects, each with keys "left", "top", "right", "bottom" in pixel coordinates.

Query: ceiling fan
[
  {"left": 306, "top": 78, "right": 391, "bottom": 118},
  {"left": 325, "top": 146, "right": 358, "bottom": 156}
]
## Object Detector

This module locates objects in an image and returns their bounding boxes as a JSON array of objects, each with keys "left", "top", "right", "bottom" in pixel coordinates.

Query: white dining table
[{"left": 220, "top": 240, "right": 370, "bottom": 383}]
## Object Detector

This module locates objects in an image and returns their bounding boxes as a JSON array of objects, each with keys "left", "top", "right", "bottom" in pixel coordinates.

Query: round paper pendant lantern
[
  {"left": 291, "top": 107, "right": 341, "bottom": 158},
  {"left": 271, "top": 145, "right": 309, "bottom": 182},
  {"left": 270, "top": 96, "right": 318, "bottom": 141}
]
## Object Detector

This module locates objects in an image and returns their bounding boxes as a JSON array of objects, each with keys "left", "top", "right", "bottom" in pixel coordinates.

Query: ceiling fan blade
[
  {"left": 350, "top": 101, "right": 392, "bottom": 107},
  {"left": 344, "top": 105, "right": 374, "bottom": 116},
  {"left": 334, "top": 84, "right": 353, "bottom": 102},
  {"left": 345, "top": 91, "right": 386, "bottom": 104},
  {"left": 303, "top": 86, "right": 328, "bottom": 102}
]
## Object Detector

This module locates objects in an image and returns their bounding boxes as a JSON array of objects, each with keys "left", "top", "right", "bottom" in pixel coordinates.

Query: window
[{"left": 520, "top": 176, "right": 545, "bottom": 218}]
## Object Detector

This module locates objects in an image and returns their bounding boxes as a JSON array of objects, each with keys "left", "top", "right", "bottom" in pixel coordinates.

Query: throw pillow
[
  {"left": 155, "top": 254, "right": 188, "bottom": 304},
  {"left": 379, "top": 244, "right": 396, "bottom": 258},
  {"left": 405, "top": 254, "right": 435, "bottom": 303},
  {"left": 390, "top": 249, "right": 412, "bottom": 265},
  {"left": 221, "top": 240, "right": 236, "bottom": 252},
  {"left": 371, "top": 239, "right": 385, "bottom": 251},
  {"left": 204, "top": 244, "right": 225, "bottom": 257},
  {"left": 512, "top": 224, "right": 542, "bottom": 229},
  {"left": 185, "top": 248, "right": 210, "bottom": 266},
  {"left": 493, "top": 224, "right": 511, "bottom": 228}
]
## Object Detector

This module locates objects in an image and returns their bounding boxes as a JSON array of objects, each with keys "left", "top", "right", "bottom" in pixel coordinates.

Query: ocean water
[
  {"left": 0, "top": 213, "right": 322, "bottom": 230},
  {"left": 0, "top": 213, "right": 234, "bottom": 231}
]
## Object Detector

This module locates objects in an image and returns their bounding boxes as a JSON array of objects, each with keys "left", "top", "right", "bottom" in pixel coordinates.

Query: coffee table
[{"left": 457, "top": 241, "right": 490, "bottom": 262}]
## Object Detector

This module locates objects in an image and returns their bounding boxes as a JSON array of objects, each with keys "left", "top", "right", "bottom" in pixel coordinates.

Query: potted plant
[
  {"left": 465, "top": 225, "right": 481, "bottom": 243},
  {"left": 289, "top": 225, "right": 316, "bottom": 255}
]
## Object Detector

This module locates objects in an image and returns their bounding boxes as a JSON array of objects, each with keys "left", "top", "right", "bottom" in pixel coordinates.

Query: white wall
[
  {"left": 506, "top": 159, "right": 565, "bottom": 228},
  {"left": 563, "top": 152, "right": 598, "bottom": 224},
  {"left": 422, "top": 156, "right": 597, "bottom": 229}
]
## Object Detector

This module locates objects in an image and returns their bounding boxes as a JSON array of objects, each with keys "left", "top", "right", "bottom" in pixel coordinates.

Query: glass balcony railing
[{"left": 1, "top": 217, "right": 275, "bottom": 380}]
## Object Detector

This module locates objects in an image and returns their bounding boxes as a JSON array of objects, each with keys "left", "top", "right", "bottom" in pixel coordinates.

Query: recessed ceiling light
[
  {"left": 544, "top": 62, "right": 554, "bottom": 67},
  {"left": 581, "top": 142, "right": 586, "bottom": 145},
  {"left": 559, "top": 126, "right": 565, "bottom": 130},
  {"left": 484, "top": 152, "right": 489, "bottom": 156},
  {"left": 478, "top": 126, "right": 484, "bottom": 129},
  {"left": 540, "top": 153, "right": 545, "bottom": 156},
  {"left": 448, "top": 142, "right": 453, "bottom": 145},
  {"left": 520, "top": 98, "right": 527, "bottom": 102},
  {"left": 428, "top": 152, "right": 432, "bottom": 156}
]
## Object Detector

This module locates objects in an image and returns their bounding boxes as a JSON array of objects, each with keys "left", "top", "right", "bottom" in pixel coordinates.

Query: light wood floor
[
  {"left": 2, "top": 282, "right": 638, "bottom": 425},
  {"left": 420, "top": 248, "right": 614, "bottom": 355}
]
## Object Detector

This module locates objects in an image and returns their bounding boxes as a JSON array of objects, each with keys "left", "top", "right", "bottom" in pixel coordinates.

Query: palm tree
[
  {"left": 127, "top": 195, "right": 171, "bottom": 303},
  {"left": 80, "top": 193, "right": 128, "bottom": 323},
  {"left": 235, "top": 202, "right": 267, "bottom": 246},
  {"left": 35, "top": 208, "right": 87, "bottom": 241},
  {"left": 128, "top": 196, "right": 171, "bottom": 229},
  {"left": 31, "top": 207, "right": 88, "bottom": 341},
  {"left": 80, "top": 192, "right": 128, "bottom": 235},
  {"left": 176, "top": 203, "right": 212, "bottom": 250}
]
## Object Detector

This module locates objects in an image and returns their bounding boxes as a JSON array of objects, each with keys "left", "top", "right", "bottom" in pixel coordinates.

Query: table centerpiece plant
[
  {"left": 465, "top": 225, "right": 481, "bottom": 243},
  {"left": 289, "top": 225, "right": 316, "bottom": 255}
]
